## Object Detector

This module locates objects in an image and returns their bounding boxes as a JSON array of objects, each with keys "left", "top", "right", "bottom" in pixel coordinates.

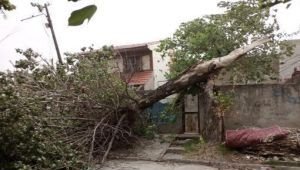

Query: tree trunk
[
  {"left": 201, "top": 78, "right": 221, "bottom": 142},
  {"left": 135, "top": 37, "right": 270, "bottom": 111}
]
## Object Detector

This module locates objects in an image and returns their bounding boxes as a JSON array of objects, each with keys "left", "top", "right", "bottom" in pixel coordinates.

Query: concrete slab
[
  {"left": 166, "top": 146, "right": 185, "bottom": 154},
  {"left": 100, "top": 160, "right": 217, "bottom": 170},
  {"left": 175, "top": 133, "right": 200, "bottom": 140},
  {"left": 110, "top": 138, "right": 170, "bottom": 160}
]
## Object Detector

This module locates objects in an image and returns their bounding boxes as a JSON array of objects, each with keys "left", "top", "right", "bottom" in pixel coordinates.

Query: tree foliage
[
  {"left": 158, "top": 0, "right": 293, "bottom": 83},
  {"left": 258, "top": 0, "right": 292, "bottom": 8},
  {"left": 68, "top": 5, "right": 97, "bottom": 26},
  {"left": 0, "top": 46, "right": 140, "bottom": 169},
  {"left": 0, "top": 49, "right": 86, "bottom": 170},
  {"left": 0, "top": 0, "right": 15, "bottom": 11}
]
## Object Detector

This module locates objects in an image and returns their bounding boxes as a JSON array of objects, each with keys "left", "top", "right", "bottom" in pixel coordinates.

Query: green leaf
[{"left": 68, "top": 5, "right": 97, "bottom": 26}]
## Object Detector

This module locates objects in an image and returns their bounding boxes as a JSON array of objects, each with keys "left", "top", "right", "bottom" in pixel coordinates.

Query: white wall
[{"left": 148, "top": 43, "right": 170, "bottom": 89}]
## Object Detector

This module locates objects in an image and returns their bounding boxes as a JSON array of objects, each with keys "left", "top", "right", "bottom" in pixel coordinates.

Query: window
[{"left": 124, "top": 56, "right": 142, "bottom": 72}]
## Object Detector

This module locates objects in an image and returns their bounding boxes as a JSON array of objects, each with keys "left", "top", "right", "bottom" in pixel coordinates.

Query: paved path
[{"left": 100, "top": 160, "right": 217, "bottom": 170}]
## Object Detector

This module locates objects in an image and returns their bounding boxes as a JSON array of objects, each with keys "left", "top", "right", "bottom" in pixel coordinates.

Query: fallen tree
[
  {"left": 96, "top": 37, "right": 271, "bottom": 163},
  {"left": 131, "top": 37, "right": 271, "bottom": 141},
  {"left": 135, "top": 37, "right": 271, "bottom": 111}
]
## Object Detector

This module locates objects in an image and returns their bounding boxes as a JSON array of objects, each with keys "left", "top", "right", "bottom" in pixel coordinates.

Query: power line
[{"left": 0, "top": 27, "right": 19, "bottom": 44}]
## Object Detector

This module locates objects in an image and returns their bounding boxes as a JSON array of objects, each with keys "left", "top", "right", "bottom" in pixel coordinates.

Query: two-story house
[{"left": 113, "top": 41, "right": 170, "bottom": 91}]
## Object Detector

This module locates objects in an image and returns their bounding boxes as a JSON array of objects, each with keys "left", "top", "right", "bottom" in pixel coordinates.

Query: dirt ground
[
  {"left": 184, "top": 143, "right": 260, "bottom": 164},
  {"left": 108, "top": 135, "right": 300, "bottom": 169},
  {"left": 184, "top": 142, "right": 300, "bottom": 165}
]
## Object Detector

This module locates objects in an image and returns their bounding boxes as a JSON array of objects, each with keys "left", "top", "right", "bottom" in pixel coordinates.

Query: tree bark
[{"left": 202, "top": 78, "right": 221, "bottom": 141}]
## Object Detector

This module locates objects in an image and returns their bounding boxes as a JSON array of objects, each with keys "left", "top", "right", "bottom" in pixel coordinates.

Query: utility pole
[
  {"left": 22, "top": 3, "right": 63, "bottom": 65},
  {"left": 44, "top": 4, "right": 63, "bottom": 65}
]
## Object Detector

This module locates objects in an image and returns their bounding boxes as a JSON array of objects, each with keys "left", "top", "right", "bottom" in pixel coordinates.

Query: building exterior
[
  {"left": 114, "top": 41, "right": 170, "bottom": 91},
  {"left": 280, "top": 39, "right": 300, "bottom": 82}
]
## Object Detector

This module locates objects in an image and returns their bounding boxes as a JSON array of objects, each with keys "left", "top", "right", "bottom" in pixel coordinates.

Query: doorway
[{"left": 183, "top": 94, "right": 200, "bottom": 134}]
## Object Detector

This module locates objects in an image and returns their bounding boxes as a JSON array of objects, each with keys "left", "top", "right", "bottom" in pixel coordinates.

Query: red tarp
[{"left": 225, "top": 125, "right": 290, "bottom": 148}]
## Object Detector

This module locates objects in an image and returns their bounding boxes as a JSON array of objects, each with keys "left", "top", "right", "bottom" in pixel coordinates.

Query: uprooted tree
[{"left": 0, "top": 0, "right": 296, "bottom": 169}]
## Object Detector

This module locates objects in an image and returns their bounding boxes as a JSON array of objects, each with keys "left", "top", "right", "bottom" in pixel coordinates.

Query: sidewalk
[
  {"left": 100, "top": 159, "right": 217, "bottom": 170},
  {"left": 108, "top": 136, "right": 300, "bottom": 170}
]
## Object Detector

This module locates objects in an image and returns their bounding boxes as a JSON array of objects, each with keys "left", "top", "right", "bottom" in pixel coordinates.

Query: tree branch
[
  {"left": 136, "top": 36, "right": 271, "bottom": 110},
  {"left": 101, "top": 114, "right": 126, "bottom": 164}
]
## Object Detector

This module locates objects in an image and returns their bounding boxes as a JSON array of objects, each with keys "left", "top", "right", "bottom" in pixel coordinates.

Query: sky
[{"left": 0, "top": 0, "right": 300, "bottom": 70}]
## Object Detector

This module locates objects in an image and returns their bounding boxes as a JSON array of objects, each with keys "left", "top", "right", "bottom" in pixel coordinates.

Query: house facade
[{"left": 114, "top": 41, "right": 170, "bottom": 91}]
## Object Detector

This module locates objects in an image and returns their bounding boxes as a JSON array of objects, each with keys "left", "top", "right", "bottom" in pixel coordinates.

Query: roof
[
  {"left": 125, "top": 71, "right": 153, "bottom": 85},
  {"left": 72, "top": 41, "right": 160, "bottom": 56},
  {"left": 114, "top": 41, "right": 159, "bottom": 51}
]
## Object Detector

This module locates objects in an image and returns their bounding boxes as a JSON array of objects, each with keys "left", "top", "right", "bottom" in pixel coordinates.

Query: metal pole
[{"left": 44, "top": 4, "right": 63, "bottom": 65}]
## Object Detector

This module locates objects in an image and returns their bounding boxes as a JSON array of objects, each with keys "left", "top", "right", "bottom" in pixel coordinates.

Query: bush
[
  {"left": 0, "top": 47, "right": 139, "bottom": 169},
  {"left": 0, "top": 71, "right": 86, "bottom": 170}
]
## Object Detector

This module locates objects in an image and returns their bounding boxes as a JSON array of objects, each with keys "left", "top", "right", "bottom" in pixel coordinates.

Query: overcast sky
[{"left": 0, "top": 0, "right": 300, "bottom": 70}]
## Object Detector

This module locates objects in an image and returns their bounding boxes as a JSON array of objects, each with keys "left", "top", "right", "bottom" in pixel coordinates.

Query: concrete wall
[
  {"left": 156, "top": 83, "right": 300, "bottom": 134},
  {"left": 218, "top": 84, "right": 300, "bottom": 129}
]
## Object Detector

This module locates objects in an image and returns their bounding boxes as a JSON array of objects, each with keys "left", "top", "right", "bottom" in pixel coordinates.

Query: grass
[
  {"left": 183, "top": 136, "right": 205, "bottom": 152},
  {"left": 159, "top": 134, "right": 176, "bottom": 143},
  {"left": 217, "top": 144, "right": 233, "bottom": 155}
]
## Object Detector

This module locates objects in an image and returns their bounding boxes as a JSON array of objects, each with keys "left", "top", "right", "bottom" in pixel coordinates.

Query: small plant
[
  {"left": 159, "top": 99, "right": 181, "bottom": 124},
  {"left": 133, "top": 123, "right": 157, "bottom": 139},
  {"left": 214, "top": 91, "right": 234, "bottom": 141},
  {"left": 183, "top": 137, "right": 205, "bottom": 152},
  {"left": 144, "top": 124, "right": 157, "bottom": 139},
  {"left": 214, "top": 92, "right": 233, "bottom": 115}
]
